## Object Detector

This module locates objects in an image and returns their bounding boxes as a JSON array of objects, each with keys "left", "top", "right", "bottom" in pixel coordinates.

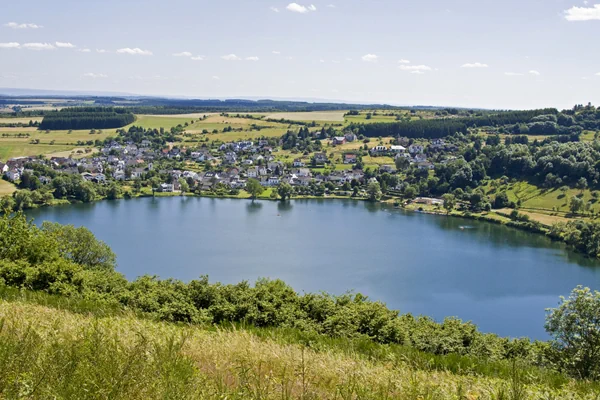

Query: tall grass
[{"left": 1, "top": 300, "right": 599, "bottom": 399}]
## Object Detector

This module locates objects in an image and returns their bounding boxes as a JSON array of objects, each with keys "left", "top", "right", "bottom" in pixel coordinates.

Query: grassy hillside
[{"left": 1, "top": 295, "right": 597, "bottom": 400}]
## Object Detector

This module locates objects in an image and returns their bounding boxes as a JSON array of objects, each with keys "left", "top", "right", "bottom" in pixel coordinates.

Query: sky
[{"left": 1, "top": 0, "right": 600, "bottom": 109}]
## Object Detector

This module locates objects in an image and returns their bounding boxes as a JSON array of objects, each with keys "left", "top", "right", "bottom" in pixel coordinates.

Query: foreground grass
[{"left": 1, "top": 288, "right": 599, "bottom": 399}]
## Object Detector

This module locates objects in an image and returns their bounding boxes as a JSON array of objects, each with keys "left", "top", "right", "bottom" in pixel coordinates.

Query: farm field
[
  {"left": 0, "top": 127, "right": 114, "bottom": 159},
  {"left": 0, "top": 141, "right": 74, "bottom": 160},
  {"left": 264, "top": 111, "right": 346, "bottom": 122},
  {"left": 480, "top": 180, "right": 598, "bottom": 225},
  {"left": 0, "top": 116, "right": 44, "bottom": 124},
  {"left": 0, "top": 179, "right": 16, "bottom": 196}
]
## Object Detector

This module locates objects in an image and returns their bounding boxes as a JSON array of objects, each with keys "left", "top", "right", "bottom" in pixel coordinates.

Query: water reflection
[
  {"left": 277, "top": 201, "right": 293, "bottom": 213},
  {"left": 246, "top": 201, "right": 263, "bottom": 213}
]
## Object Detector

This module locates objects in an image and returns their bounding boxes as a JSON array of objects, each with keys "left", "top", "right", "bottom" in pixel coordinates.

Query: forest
[{"left": 38, "top": 107, "right": 135, "bottom": 130}]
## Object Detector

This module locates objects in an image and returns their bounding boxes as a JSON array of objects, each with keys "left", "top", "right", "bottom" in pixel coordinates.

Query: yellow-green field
[
  {"left": 264, "top": 111, "right": 346, "bottom": 122},
  {"left": 0, "top": 179, "right": 16, "bottom": 196},
  {"left": 480, "top": 180, "right": 600, "bottom": 225},
  {"left": 0, "top": 127, "right": 115, "bottom": 159},
  {"left": 0, "top": 117, "right": 44, "bottom": 124}
]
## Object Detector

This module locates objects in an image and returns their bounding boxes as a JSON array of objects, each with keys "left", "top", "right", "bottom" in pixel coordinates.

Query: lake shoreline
[{"left": 12, "top": 189, "right": 591, "bottom": 260}]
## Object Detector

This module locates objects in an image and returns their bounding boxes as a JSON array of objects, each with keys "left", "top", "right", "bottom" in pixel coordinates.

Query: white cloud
[
  {"left": 117, "top": 47, "right": 153, "bottom": 55},
  {"left": 286, "top": 3, "right": 316, "bottom": 13},
  {"left": 55, "top": 42, "right": 75, "bottom": 48},
  {"left": 319, "top": 59, "right": 325, "bottom": 63},
  {"left": 272, "top": 50, "right": 281, "bottom": 55},
  {"left": 191, "top": 55, "right": 204, "bottom": 61},
  {"left": 564, "top": 4, "right": 600, "bottom": 21},
  {"left": 5, "top": 22, "right": 42, "bottom": 29},
  {"left": 222, "top": 54, "right": 241, "bottom": 61},
  {"left": 78, "top": 48, "right": 91, "bottom": 53},
  {"left": 595, "top": 72, "right": 600, "bottom": 76},
  {"left": 399, "top": 64, "right": 432, "bottom": 71},
  {"left": 361, "top": 54, "right": 378, "bottom": 62},
  {"left": 461, "top": 62, "right": 488, "bottom": 68},
  {"left": 504, "top": 72, "right": 524, "bottom": 76},
  {"left": 83, "top": 72, "right": 108, "bottom": 79},
  {"left": 411, "top": 71, "right": 425, "bottom": 75},
  {"left": 398, "top": 59, "right": 410, "bottom": 64},
  {"left": 212, "top": 76, "right": 220, "bottom": 80},
  {"left": 23, "top": 42, "right": 55, "bottom": 50},
  {"left": 96, "top": 49, "right": 107, "bottom": 53},
  {"left": 246, "top": 56, "right": 259, "bottom": 61},
  {"left": 529, "top": 70, "right": 541, "bottom": 76},
  {"left": 0, "top": 42, "right": 20, "bottom": 49},
  {"left": 173, "top": 51, "right": 192, "bottom": 57},
  {"left": 270, "top": 6, "right": 280, "bottom": 12},
  {"left": 327, "top": 4, "right": 336, "bottom": 8}
]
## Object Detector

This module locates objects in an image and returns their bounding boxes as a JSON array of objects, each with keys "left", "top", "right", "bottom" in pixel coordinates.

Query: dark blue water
[{"left": 26, "top": 197, "right": 600, "bottom": 339}]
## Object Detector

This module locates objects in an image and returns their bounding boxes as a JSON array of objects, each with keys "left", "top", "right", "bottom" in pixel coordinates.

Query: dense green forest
[
  {"left": 349, "top": 107, "right": 599, "bottom": 138},
  {"left": 350, "top": 119, "right": 468, "bottom": 138},
  {"left": 39, "top": 107, "right": 135, "bottom": 130}
]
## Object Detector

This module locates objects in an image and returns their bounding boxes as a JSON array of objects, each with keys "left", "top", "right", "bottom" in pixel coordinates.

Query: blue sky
[{"left": 1, "top": 0, "right": 600, "bottom": 109}]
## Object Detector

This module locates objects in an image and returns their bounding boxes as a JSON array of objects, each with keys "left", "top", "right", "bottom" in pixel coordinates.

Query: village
[{"left": 0, "top": 131, "right": 461, "bottom": 199}]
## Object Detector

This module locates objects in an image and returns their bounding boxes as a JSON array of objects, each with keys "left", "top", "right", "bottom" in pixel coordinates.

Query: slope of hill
[{"left": 0, "top": 297, "right": 596, "bottom": 400}]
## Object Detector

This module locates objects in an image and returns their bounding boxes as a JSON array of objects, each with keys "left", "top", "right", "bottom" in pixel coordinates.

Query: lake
[{"left": 25, "top": 197, "right": 600, "bottom": 339}]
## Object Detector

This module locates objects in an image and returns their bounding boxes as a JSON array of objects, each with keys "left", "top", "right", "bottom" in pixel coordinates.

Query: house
[
  {"left": 408, "top": 144, "right": 424, "bottom": 154},
  {"left": 0, "top": 163, "right": 8, "bottom": 174},
  {"left": 292, "top": 168, "right": 311, "bottom": 177},
  {"left": 293, "top": 159, "right": 305, "bottom": 167},
  {"left": 247, "top": 168, "right": 259, "bottom": 178},
  {"left": 332, "top": 136, "right": 346, "bottom": 145},
  {"left": 343, "top": 154, "right": 358, "bottom": 164},
  {"left": 113, "top": 170, "right": 126, "bottom": 181},
  {"left": 243, "top": 159, "right": 254, "bottom": 165},
  {"left": 414, "top": 153, "right": 428, "bottom": 163},
  {"left": 416, "top": 162, "right": 435, "bottom": 170},
  {"left": 344, "top": 132, "right": 357, "bottom": 142},
  {"left": 313, "top": 152, "right": 329, "bottom": 164},
  {"left": 327, "top": 174, "right": 347, "bottom": 184},
  {"left": 140, "top": 139, "right": 152, "bottom": 147},
  {"left": 39, "top": 176, "right": 51, "bottom": 185},
  {"left": 267, "top": 161, "right": 284, "bottom": 174},
  {"left": 224, "top": 152, "right": 237, "bottom": 164},
  {"left": 380, "top": 165, "right": 396, "bottom": 173},
  {"left": 160, "top": 183, "right": 175, "bottom": 192},
  {"left": 431, "top": 138, "right": 445, "bottom": 148},
  {"left": 196, "top": 151, "right": 213, "bottom": 162},
  {"left": 4, "top": 169, "right": 20, "bottom": 182},
  {"left": 267, "top": 176, "right": 280, "bottom": 186},
  {"left": 131, "top": 168, "right": 145, "bottom": 179},
  {"left": 370, "top": 146, "right": 388, "bottom": 155},
  {"left": 92, "top": 173, "right": 106, "bottom": 183},
  {"left": 414, "top": 197, "right": 443, "bottom": 206},
  {"left": 390, "top": 145, "right": 406, "bottom": 153}
]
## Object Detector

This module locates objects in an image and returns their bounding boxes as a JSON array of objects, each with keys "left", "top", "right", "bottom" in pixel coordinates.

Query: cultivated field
[
  {"left": 0, "top": 179, "right": 16, "bottom": 196},
  {"left": 264, "top": 111, "right": 347, "bottom": 122},
  {"left": 0, "top": 117, "right": 44, "bottom": 124}
]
